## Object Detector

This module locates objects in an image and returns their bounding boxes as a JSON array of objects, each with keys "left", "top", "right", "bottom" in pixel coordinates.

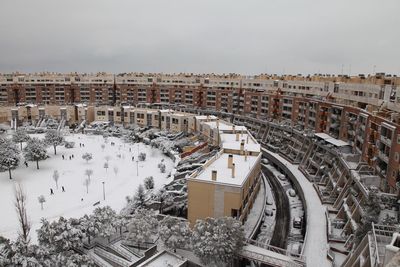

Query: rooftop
[
  {"left": 315, "top": 132, "right": 350, "bottom": 147},
  {"left": 194, "top": 152, "right": 259, "bottom": 186}
]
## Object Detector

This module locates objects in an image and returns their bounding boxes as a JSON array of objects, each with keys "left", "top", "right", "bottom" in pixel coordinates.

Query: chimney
[
  {"left": 231, "top": 163, "right": 235, "bottom": 178},
  {"left": 245, "top": 149, "right": 248, "bottom": 161},
  {"left": 236, "top": 132, "right": 239, "bottom": 141},
  {"left": 240, "top": 141, "right": 244, "bottom": 155},
  {"left": 228, "top": 154, "right": 233, "bottom": 168},
  {"left": 211, "top": 170, "right": 217, "bottom": 181}
]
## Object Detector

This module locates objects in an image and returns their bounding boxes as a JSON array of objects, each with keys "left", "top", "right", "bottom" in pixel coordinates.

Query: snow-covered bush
[
  {"left": 23, "top": 138, "right": 48, "bottom": 169},
  {"left": 159, "top": 216, "right": 191, "bottom": 250},
  {"left": 45, "top": 129, "right": 64, "bottom": 155},
  {"left": 64, "top": 141, "right": 75, "bottom": 148},
  {"left": 138, "top": 152, "right": 146, "bottom": 161},
  {"left": 191, "top": 217, "right": 245, "bottom": 266},
  {"left": 38, "top": 195, "right": 46, "bottom": 210},
  {"left": 81, "top": 152, "right": 93, "bottom": 163},
  {"left": 12, "top": 129, "right": 30, "bottom": 150},
  {"left": 144, "top": 176, "right": 154, "bottom": 190},
  {"left": 0, "top": 137, "right": 20, "bottom": 179}
]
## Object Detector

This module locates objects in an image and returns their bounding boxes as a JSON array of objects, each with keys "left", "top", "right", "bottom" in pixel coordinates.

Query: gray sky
[{"left": 0, "top": 0, "right": 399, "bottom": 75}]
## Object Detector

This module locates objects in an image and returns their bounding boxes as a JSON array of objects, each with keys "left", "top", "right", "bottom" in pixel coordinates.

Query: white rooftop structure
[
  {"left": 315, "top": 132, "right": 350, "bottom": 147},
  {"left": 204, "top": 120, "right": 247, "bottom": 132},
  {"left": 195, "top": 115, "right": 218, "bottom": 120},
  {"left": 220, "top": 133, "right": 261, "bottom": 153},
  {"left": 195, "top": 153, "right": 259, "bottom": 186}
]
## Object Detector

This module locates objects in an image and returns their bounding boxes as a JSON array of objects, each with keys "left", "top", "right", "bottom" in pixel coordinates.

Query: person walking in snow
[
  {"left": 62, "top": 155, "right": 65, "bottom": 160},
  {"left": 50, "top": 188, "right": 54, "bottom": 195},
  {"left": 79, "top": 143, "right": 82, "bottom": 147},
  {"left": 72, "top": 154, "right": 74, "bottom": 159},
  {"left": 62, "top": 186, "right": 65, "bottom": 192},
  {"left": 132, "top": 156, "right": 134, "bottom": 161},
  {"left": 69, "top": 156, "right": 71, "bottom": 160}
]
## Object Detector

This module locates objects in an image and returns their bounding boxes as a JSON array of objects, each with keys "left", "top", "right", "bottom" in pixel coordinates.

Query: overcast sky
[{"left": 0, "top": 0, "right": 399, "bottom": 75}]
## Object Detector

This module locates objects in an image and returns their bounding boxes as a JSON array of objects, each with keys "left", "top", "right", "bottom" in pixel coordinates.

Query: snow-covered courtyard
[{"left": 0, "top": 132, "right": 175, "bottom": 242}]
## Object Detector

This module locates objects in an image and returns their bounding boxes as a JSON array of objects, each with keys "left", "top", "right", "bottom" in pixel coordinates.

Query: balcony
[
  {"left": 380, "top": 135, "right": 392, "bottom": 147},
  {"left": 378, "top": 151, "right": 389, "bottom": 164}
]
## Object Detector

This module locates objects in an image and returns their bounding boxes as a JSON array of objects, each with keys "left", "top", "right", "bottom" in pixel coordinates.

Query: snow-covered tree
[
  {"left": 79, "top": 214, "right": 100, "bottom": 244},
  {"left": 113, "top": 166, "right": 119, "bottom": 176},
  {"left": 157, "top": 188, "right": 174, "bottom": 214},
  {"left": 14, "top": 183, "right": 30, "bottom": 245},
  {"left": 134, "top": 184, "right": 146, "bottom": 208},
  {"left": 81, "top": 152, "right": 93, "bottom": 163},
  {"left": 52, "top": 170, "right": 60, "bottom": 189},
  {"left": 0, "top": 137, "right": 20, "bottom": 179},
  {"left": 112, "top": 214, "right": 130, "bottom": 235},
  {"left": 144, "top": 176, "right": 154, "bottom": 190},
  {"left": 84, "top": 169, "right": 93, "bottom": 181},
  {"left": 12, "top": 128, "right": 30, "bottom": 150},
  {"left": 138, "top": 152, "right": 146, "bottom": 161},
  {"left": 92, "top": 206, "right": 117, "bottom": 242},
  {"left": 23, "top": 138, "right": 48, "bottom": 169},
  {"left": 104, "top": 155, "right": 111, "bottom": 162},
  {"left": 103, "top": 162, "right": 109, "bottom": 172},
  {"left": 191, "top": 217, "right": 245, "bottom": 266},
  {"left": 159, "top": 216, "right": 191, "bottom": 250},
  {"left": 38, "top": 195, "right": 46, "bottom": 210},
  {"left": 0, "top": 236, "right": 13, "bottom": 266},
  {"left": 125, "top": 209, "right": 158, "bottom": 247},
  {"left": 44, "top": 129, "right": 64, "bottom": 155},
  {"left": 101, "top": 143, "right": 105, "bottom": 151},
  {"left": 37, "top": 217, "right": 84, "bottom": 253},
  {"left": 159, "top": 163, "right": 166, "bottom": 173}
]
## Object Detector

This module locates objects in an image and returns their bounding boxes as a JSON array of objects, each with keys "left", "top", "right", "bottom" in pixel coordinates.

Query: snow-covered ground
[
  {"left": 263, "top": 150, "right": 332, "bottom": 267},
  {"left": 0, "top": 133, "right": 174, "bottom": 242}
]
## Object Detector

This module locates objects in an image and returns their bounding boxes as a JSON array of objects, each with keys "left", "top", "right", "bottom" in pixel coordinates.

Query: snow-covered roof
[
  {"left": 315, "top": 132, "right": 349, "bottom": 147},
  {"left": 193, "top": 153, "right": 260, "bottom": 186},
  {"left": 195, "top": 115, "right": 218, "bottom": 120},
  {"left": 204, "top": 121, "right": 247, "bottom": 132},
  {"left": 220, "top": 133, "right": 260, "bottom": 152}
]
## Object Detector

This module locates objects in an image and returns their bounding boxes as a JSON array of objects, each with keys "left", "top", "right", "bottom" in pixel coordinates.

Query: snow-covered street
[
  {"left": 263, "top": 150, "right": 332, "bottom": 267},
  {"left": 0, "top": 133, "right": 174, "bottom": 242}
]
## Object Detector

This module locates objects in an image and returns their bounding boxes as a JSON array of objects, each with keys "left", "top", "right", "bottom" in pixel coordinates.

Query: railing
[
  {"left": 239, "top": 248, "right": 303, "bottom": 267},
  {"left": 94, "top": 247, "right": 131, "bottom": 267},
  {"left": 245, "top": 239, "right": 306, "bottom": 263}
]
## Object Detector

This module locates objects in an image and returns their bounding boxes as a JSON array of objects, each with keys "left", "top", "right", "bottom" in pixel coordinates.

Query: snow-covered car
[{"left": 293, "top": 217, "right": 302, "bottom": 229}]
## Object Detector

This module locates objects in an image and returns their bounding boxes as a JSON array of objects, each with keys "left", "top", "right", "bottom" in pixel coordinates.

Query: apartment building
[{"left": 187, "top": 119, "right": 262, "bottom": 225}]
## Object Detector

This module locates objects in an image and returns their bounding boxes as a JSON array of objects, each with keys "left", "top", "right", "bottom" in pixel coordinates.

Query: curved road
[
  {"left": 263, "top": 150, "right": 331, "bottom": 267},
  {"left": 261, "top": 165, "right": 290, "bottom": 249}
]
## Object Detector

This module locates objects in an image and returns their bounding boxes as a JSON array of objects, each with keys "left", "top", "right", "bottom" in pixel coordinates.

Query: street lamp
[
  {"left": 136, "top": 160, "right": 139, "bottom": 176},
  {"left": 102, "top": 181, "right": 105, "bottom": 201}
]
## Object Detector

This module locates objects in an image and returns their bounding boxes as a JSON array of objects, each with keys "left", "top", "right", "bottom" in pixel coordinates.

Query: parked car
[{"left": 293, "top": 217, "right": 302, "bottom": 229}]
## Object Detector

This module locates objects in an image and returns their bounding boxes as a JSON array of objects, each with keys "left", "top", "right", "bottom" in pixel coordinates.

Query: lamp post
[
  {"left": 136, "top": 160, "right": 139, "bottom": 176},
  {"left": 102, "top": 181, "right": 105, "bottom": 201}
]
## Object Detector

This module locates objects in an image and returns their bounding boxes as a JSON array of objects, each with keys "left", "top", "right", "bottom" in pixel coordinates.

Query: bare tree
[
  {"left": 84, "top": 169, "right": 93, "bottom": 181},
  {"left": 113, "top": 166, "right": 119, "bottom": 176},
  {"left": 104, "top": 155, "right": 111, "bottom": 163},
  {"left": 83, "top": 178, "right": 90, "bottom": 194},
  {"left": 14, "top": 183, "right": 31, "bottom": 245},
  {"left": 38, "top": 195, "right": 46, "bottom": 210},
  {"left": 52, "top": 170, "right": 60, "bottom": 189}
]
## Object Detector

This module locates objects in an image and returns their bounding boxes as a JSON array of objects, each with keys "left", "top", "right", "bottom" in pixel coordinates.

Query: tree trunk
[
  {"left": 54, "top": 145, "right": 57, "bottom": 155},
  {"left": 36, "top": 160, "right": 39, "bottom": 169},
  {"left": 56, "top": 181, "right": 58, "bottom": 189},
  {"left": 20, "top": 142, "right": 23, "bottom": 150},
  {"left": 8, "top": 168, "right": 12, "bottom": 179}
]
